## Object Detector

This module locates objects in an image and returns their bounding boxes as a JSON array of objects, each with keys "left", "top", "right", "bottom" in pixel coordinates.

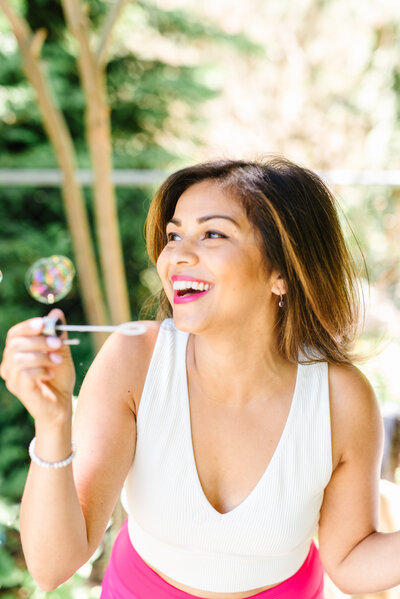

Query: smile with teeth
[{"left": 173, "top": 280, "right": 212, "bottom": 297}]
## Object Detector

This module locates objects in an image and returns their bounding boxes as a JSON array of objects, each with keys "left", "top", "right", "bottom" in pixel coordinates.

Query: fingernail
[
  {"left": 46, "top": 336, "right": 62, "bottom": 349},
  {"left": 49, "top": 353, "right": 63, "bottom": 364},
  {"left": 30, "top": 317, "right": 43, "bottom": 331}
]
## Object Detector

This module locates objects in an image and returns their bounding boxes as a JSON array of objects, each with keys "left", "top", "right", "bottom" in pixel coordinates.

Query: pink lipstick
[{"left": 171, "top": 275, "right": 213, "bottom": 304}]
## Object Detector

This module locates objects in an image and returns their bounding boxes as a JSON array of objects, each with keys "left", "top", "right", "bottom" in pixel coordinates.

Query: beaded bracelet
[{"left": 29, "top": 437, "right": 76, "bottom": 469}]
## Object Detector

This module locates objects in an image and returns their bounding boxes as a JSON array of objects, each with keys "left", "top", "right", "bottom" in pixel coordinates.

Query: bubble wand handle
[
  {"left": 56, "top": 324, "right": 120, "bottom": 334},
  {"left": 42, "top": 317, "right": 147, "bottom": 339}
]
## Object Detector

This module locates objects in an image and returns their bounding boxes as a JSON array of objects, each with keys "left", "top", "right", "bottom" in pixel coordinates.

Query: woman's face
[{"left": 156, "top": 180, "right": 281, "bottom": 335}]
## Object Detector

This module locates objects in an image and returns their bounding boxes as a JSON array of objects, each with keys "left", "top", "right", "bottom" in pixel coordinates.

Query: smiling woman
[
  {"left": 1, "top": 157, "right": 399, "bottom": 599},
  {"left": 147, "top": 158, "right": 360, "bottom": 364},
  {"left": 155, "top": 178, "right": 273, "bottom": 337}
]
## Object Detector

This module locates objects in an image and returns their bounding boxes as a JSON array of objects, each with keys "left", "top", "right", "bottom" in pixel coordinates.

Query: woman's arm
[
  {"left": 1, "top": 308, "right": 158, "bottom": 590},
  {"left": 318, "top": 363, "right": 400, "bottom": 594}
]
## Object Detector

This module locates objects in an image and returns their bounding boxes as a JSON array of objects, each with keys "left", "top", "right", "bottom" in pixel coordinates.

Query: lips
[{"left": 171, "top": 275, "right": 213, "bottom": 304}]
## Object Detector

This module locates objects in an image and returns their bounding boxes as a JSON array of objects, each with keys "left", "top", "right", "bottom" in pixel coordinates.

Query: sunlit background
[
  {"left": 111, "top": 0, "right": 400, "bottom": 403},
  {"left": 1, "top": 0, "right": 400, "bottom": 597}
]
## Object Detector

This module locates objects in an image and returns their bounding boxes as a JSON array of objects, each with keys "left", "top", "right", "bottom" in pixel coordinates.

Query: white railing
[
  {"left": 1, "top": 169, "right": 400, "bottom": 187},
  {"left": 0, "top": 169, "right": 168, "bottom": 186}
]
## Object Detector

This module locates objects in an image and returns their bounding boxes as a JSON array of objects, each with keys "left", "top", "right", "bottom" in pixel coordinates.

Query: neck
[{"left": 187, "top": 319, "right": 292, "bottom": 407}]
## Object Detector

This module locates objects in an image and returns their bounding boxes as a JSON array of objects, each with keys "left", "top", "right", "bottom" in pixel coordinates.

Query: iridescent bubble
[
  {"left": 0, "top": 270, "right": 3, "bottom": 283},
  {"left": 25, "top": 255, "right": 75, "bottom": 304}
]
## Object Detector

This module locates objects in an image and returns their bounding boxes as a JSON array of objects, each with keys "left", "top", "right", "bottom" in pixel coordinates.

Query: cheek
[
  {"left": 156, "top": 249, "right": 166, "bottom": 278},
  {"left": 241, "top": 251, "right": 269, "bottom": 289},
  {"left": 156, "top": 250, "right": 172, "bottom": 296}
]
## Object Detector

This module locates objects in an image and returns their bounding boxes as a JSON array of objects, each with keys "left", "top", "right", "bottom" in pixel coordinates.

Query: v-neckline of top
[{"left": 182, "top": 332, "right": 301, "bottom": 518}]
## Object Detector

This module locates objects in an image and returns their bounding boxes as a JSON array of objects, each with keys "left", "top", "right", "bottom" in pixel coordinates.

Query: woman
[{"left": 1, "top": 157, "right": 399, "bottom": 598}]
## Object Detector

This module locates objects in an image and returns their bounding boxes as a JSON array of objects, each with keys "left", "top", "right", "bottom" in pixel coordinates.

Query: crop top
[{"left": 123, "top": 319, "right": 332, "bottom": 592}]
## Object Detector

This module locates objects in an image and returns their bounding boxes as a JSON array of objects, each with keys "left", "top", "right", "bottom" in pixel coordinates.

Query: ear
[{"left": 270, "top": 272, "right": 287, "bottom": 297}]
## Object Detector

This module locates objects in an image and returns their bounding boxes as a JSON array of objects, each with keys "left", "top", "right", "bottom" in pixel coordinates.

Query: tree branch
[
  {"left": 0, "top": 0, "right": 31, "bottom": 43},
  {"left": 96, "top": 0, "right": 131, "bottom": 68}
]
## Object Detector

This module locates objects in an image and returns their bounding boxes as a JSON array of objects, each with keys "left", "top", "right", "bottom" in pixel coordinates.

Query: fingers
[
  {"left": 1, "top": 345, "right": 63, "bottom": 406},
  {"left": 7, "top": 334, "right": 62, "bottom": 353},
  {"left": 3, "top": 352, "right": 59, "bottom": 392},
  {"left": 1, "top": 335, "right": 62, "bottom": 378},
  {"left": 20, "top": 367, "right": 55, "bottom": 386},
  {"left": 6, "top": 309, "right": 66, "bottom": 341},
  {"left": 0, "top": 311, "right": 67, "bottom": 386},
  {"left": 3, "top": 364, "right": 54, "bottom": 402},
  {"left": 12, "top": 350, "right": 62, "bottom": 369},
  {"left": 36, "top": 378, "right": 58, "bottom": 402},
  {"left": 0, "top": 310, "right": 75, "bottom": 423},
  {"left": 6, "top": 317, "right": 45, "bottom": 340},
  {"left": 21, "top": 369, "right": 58, "bottom": 404}
]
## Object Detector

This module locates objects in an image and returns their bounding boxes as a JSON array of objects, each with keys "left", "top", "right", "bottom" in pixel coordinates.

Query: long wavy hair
[{"left": 146, "top": 157, "right": 363, "bottom": 365}]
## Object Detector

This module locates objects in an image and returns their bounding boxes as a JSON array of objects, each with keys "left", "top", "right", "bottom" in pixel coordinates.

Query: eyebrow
[{"left": 168, "top": 215, "right": 240, "bottom": 227}]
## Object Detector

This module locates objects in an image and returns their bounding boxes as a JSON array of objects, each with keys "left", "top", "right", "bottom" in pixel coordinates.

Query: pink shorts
[{"left": 101, "top": 521, "right": 325, "bottom": 599}]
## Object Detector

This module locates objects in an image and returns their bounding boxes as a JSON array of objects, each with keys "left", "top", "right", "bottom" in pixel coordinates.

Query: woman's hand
[{"left": 0, "top": 308, "right": 76, "bottom": 428}]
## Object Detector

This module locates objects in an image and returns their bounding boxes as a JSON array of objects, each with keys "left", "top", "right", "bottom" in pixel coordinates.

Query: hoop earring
[{"left": 278, "top": 294, "right": 285, "bottom": 308}]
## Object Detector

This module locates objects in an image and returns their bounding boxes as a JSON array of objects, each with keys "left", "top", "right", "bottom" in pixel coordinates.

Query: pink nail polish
[
  {"left": 47, "top": 336, "right": 62, "bottom": 349},
  {"left": 49, "top": 353, "right": 63, "bottom": 364},
  {"left": 30, "top": 318, "right": 43, "bottom": 331}
]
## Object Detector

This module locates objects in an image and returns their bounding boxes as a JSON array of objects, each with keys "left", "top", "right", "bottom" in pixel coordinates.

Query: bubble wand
[{"left": 42, "top": 317, "right": 146, "bottom": 344}]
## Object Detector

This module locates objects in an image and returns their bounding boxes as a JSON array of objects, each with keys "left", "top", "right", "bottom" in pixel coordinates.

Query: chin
[{"left": 171, "top": 310, "right": 209, "bottom": 335}]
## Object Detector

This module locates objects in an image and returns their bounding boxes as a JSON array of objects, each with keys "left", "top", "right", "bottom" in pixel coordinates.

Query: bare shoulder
[
  {"left": 328, "top": 362, "right": 383, "bottom": 468},
  {"left": 328, "top": 362, "right": 380, "bottom": 422},
  {"left": 82, "top": 319, "right": 161, "bottom": 415},
  {"left": 103, "top": 319, "right": 161, "bottom": 363}
]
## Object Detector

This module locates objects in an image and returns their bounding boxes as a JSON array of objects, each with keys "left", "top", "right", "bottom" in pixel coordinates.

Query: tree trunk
[
  {"left": 0, "top": 0, "right": 108, "bottom": 349},
  {"left": 61, "top": 0, "right": 131, "bottom": 327}
]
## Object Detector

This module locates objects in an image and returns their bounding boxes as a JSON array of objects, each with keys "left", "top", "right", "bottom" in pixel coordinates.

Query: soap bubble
[
  {"left": 0, "top": 270, "right": 3, "bottom": 283},
  {"left": 25, "top": 255, "right": 75, "bottom": 304}
]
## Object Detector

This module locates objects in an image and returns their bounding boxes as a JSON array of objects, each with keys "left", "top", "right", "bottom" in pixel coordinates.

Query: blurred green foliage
[
  {"left": 1, "top": 0, "right": 400, "bottom": 596},
  {"left": 0, "top": 0, "right": 259, "bottom": 595}
]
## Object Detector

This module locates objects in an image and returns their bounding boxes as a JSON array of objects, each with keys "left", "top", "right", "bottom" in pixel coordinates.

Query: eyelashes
[
  {"left": 166, "top": 230, "right": 228, "bottom": 243},
  {"left": 204, "top": 231, "right": 228, "bottom": 239},
  {"left": 166, "top": 232, "right": 181, "bottom": 242}
]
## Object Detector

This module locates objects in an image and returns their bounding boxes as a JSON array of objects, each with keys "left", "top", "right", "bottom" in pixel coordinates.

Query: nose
[{"left": 171, "top": 237, "right": 199, "bottom": 266}]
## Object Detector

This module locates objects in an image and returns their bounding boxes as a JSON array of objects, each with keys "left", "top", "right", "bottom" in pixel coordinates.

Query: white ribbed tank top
[{"left": 123, "top": 319, "right": 332, "bottom": 593}]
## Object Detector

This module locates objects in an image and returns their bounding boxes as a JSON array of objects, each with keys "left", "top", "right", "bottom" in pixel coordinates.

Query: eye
[
  {"left": 166, "top": 231, "right": 181, "bottom": 242},
  {"left": 203, "top": 230, "right": 228, "bottom": 240}
]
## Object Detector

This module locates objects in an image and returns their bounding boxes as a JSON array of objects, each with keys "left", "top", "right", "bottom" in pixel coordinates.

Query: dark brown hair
[{"left": 146, "top": 157, "right": 363, "bottom": 365}]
